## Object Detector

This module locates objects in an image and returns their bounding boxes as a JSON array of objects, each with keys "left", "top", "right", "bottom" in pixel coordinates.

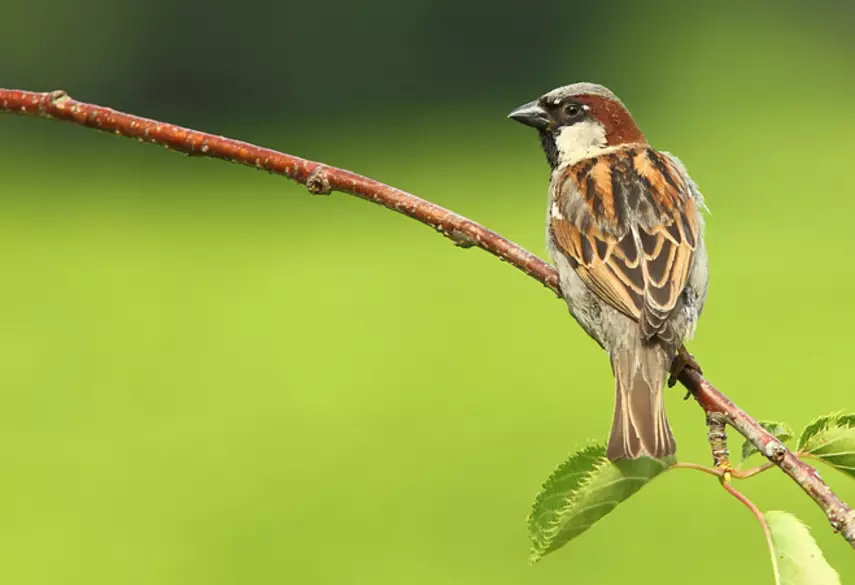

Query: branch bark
[{"left": 3, "top": 87, "right": 854, "bottom": 548}]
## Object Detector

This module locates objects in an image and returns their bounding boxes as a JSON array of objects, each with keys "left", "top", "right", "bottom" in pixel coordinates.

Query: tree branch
[
  {"left": 0, "top": 89, "right": 558, "bottom": 294},
  {"left": 3, "top": 87, "right": 854, "bottom": 549},
  {"left": 681, "top": 368, "right": 855, "bottom": 545}
]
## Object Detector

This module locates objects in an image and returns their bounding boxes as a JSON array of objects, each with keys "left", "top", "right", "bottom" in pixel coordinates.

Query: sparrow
[{"left": 508, "top": 83, "right": 708, "bottom": 460}]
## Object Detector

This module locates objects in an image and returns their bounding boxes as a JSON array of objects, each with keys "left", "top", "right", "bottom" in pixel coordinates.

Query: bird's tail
[{"left": 606, "top": 333, "right": 676, "bottom": 461}]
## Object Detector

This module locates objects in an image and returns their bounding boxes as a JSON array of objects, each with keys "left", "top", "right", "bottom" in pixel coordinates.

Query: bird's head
[{"left": 508, "top": 83, "right": 647, "bottom": 170}]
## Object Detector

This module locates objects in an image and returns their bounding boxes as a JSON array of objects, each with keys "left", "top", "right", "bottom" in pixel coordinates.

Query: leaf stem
[
  {"left": 735, "top": 462, "right": 775, "bottom": 479},
  {"left": 672, "top": 461, "right": 774, "bottom": 480},
  {"left": 672, "top": 462, "right": 723, "bottom": 477},
  {"left": 721, "top": 480, "right": 780, "bottom": 585}
]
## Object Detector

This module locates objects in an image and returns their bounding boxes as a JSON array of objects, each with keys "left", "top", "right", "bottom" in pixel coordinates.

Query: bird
[{"left": 508, "top": 83, "right": 708, "bottom": 461}]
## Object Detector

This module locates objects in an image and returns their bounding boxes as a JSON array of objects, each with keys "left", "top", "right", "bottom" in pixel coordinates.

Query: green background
[{"left": 2, "top": 1, "right": 855, "bottom": 583}]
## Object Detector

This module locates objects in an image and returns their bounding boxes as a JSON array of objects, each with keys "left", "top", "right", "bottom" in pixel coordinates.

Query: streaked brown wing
[
  {"left": 551, "top": 147, "right": 700, "bottom": 341},
  {"left": 636, "top": 195, "right": 699, "bottom": 339},
  {"left": 551, "top": 217, "right": 644, "bottom": 321}
]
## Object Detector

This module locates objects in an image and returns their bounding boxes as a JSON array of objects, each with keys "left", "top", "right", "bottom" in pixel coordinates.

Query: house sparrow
[{"left": 508, "top": 83, "right": 708, "bottom": 460}]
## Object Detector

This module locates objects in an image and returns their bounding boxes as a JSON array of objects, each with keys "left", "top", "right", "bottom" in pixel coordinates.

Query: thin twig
[
  {"left": 2, "top": 87, "right": 854, "bottom": 549},
  {"left": 721, "top": 480, "right": 780, "bottom": 584},
  {"left": 736, "top": 462, "right": 775, "bottom": 480},
  {"left": 706, "top": 411, "right": 731, "bottom": 470},
  {"left": 673, "top": 462, "right": 725, "bottom": 478},
  {"left": 673, "top": 461, "right": 775, "bottom": 480}
]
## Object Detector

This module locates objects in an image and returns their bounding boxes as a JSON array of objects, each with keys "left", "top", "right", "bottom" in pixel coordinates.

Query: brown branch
[
  {"left": 2, "top": 87, "right": 854, "bottom": 549},
  {"left": 681, "top": 368, "right": 855, "bottom": 547},
  {"left": 0, "top": 89, "right": 558, "bottom": 294}
]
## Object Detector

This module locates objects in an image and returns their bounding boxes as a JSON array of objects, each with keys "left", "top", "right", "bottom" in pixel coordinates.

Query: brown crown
[{"left": 574, "top": 95, "right": 647, "bottom": 147}]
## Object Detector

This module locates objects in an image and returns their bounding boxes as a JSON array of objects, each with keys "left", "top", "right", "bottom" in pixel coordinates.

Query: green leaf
[
  {"left": 742, "top": 421, "right": 793, "bottom": 461},
  {"left": 797, "top": 412, "right": 855, "bottom": 478},
  {"left": 528, "top": 444, "right": 673, "bottom": 562},
  {"left": 765, "top": 511, "right": 840, "bottom": 585}
]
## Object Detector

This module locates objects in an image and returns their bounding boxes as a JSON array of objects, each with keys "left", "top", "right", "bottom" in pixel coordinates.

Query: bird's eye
[{"left": 565, "top": 104, "right": 583, "bottom": 118}]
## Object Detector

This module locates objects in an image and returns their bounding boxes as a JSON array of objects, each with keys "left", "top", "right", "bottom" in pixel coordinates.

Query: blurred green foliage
[{"left": 2, "top": 1, "right": 855, "bottom": 584}]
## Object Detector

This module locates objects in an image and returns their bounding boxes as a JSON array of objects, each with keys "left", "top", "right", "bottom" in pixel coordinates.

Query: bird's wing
[{"left": 550, "top": 147, "right": 700, "bottom": 340}]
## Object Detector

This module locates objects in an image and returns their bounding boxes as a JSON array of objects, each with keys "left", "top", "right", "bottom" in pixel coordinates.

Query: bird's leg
[{"left": 668, "top": 345, "right": 702, "bottom": 389}]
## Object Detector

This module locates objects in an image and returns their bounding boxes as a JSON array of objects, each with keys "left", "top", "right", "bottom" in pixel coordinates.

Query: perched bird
[{"left": 508, "top": 83, "right": 708, "bottom": 460}]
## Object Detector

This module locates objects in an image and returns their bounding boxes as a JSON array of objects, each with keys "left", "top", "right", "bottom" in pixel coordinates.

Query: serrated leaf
[
  {"left": 765, "top": 511, "right": 840, "bottom": 585},
  {"left": 796, "top": 412, "right": 855, "bottom": 478},
  {"left": 528, "top": 444, "right": 673, "bottom": 562},
  {"left": 742, "top": 421, "right": 793, "bottom": 461}
]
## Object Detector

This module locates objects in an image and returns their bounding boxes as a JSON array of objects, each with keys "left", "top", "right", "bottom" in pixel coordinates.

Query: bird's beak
[{"left": 507, "top": 101, "right": 550, "bottom": 130}]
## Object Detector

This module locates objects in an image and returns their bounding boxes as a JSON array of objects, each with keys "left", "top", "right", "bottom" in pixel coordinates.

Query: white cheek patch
[{"left": 554, "top": 119, "right": 608, "bottom": 165}]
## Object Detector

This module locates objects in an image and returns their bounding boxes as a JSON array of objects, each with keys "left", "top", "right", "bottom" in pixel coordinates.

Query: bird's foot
[{"left": 668, "top": 346, "right": 702, "bottom": 390}]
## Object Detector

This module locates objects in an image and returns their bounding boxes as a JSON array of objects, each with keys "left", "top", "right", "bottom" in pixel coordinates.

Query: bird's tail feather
[{"left": 606, "top": 334, "right": 676, "bottom": 460}]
